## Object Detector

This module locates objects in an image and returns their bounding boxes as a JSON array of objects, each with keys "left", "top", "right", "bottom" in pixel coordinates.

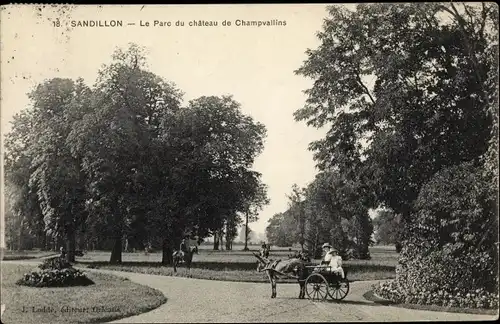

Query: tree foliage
[
  {"left": 294, "top": 3, "right": 496, "bottom": 231},
  {"left": 4, "top": 43, "right": 269, "bottom": 264},
  {"left": 372, "top": 209, "right": 400, "bottom": 246}
]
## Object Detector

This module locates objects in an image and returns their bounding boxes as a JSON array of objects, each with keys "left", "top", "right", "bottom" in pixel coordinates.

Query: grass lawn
[
  {"left": 76, "top": 245, "right": 398, "bottom": 283},
  {"left": 2, "top": 250, "right": 59, "bottom": 261},
  {"left": 0, "top": 263, "right": 166, "bottom": 324}
]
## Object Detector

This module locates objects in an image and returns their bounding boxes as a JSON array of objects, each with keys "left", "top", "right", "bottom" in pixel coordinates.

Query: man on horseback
[{"left": 179, "top": 238, "right": 189, "bottom": 260}]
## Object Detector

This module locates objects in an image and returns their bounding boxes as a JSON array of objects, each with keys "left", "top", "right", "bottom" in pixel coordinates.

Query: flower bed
[
  {"left": 17, "top": 267, "right": 94, "bottom": 288},
  {"left": 374, "top": 280, "right": 499, "bottom": 309},
  {"left": 16, "top": 256, "right": 94, "bottom": 288}
]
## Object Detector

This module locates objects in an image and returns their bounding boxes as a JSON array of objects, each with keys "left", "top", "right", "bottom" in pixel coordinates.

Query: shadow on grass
[
  {"left": 363, "top": 290, "right": 499, "bottom": 316},
  {"left": 3, "top": 256, "right": 39, "bottom": 261}
]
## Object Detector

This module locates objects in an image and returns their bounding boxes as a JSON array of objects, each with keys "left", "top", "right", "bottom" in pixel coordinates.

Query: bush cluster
[
  {"left": 373, "top": 245, "right": 499, "bottom": 309},
  {"left": 16, "top": 256, "right": 94, "bottom": 287}
]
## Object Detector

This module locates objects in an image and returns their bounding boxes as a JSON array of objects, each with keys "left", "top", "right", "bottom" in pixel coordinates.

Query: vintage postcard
[{"left": 1, "top": 3, "right": 498, "bottom": 323}]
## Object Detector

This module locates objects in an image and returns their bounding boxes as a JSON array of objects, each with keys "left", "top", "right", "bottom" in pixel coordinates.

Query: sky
[{"left": 0, "top": 4, "right": 362, "bottom": 245}]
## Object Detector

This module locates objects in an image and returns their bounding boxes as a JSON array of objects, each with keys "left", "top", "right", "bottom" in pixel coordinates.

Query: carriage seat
[{"left": 313, "top": 264, "right": 346, "bottom": 279}]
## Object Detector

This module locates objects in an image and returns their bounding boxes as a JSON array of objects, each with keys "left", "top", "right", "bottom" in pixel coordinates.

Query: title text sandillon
[
  {"left": 69, "top": 19, "right": 287, "bottom": 28},
  {"left": 71, "top": 20, "right": 123, "bottom": 27}
]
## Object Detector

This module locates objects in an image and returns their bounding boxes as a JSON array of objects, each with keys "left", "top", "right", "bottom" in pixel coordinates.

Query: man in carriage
[{"left": 318, "top": 243, "right": 345, "bottom": 279}]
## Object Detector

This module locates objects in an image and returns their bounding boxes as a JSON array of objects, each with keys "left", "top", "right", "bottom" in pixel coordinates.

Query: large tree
[
  {"left": 286, "top": 184, "right": 307, "bottom": 251},
  {"left": 173, "top": 95, "right": 267, "bottom": 252},
  {"left": 265, "top": 211, "right": 298, "bottom": 247},
  {"left": 242, "top": 180, "right": 269, "bottom": 251},
  {"left": 5, "top": 78, "right": 92, "bottom": 261},
  {"left": 303, "top": 170, "right": 373, "bottom": 259},
  {"left": 67, "top": 44, "right": 183, "bottom": 263}
]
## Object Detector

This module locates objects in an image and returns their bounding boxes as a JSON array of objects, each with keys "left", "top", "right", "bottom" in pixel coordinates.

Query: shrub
[
  {"left": 16, "top": 268, "right": 94, "bottom": 288},
  {"left": 373, "top": 162, "right": 499, "bottom": 310}
]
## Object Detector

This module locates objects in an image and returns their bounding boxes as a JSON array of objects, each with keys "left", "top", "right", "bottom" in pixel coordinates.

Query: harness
[
  {"left": 269, "top": 259, "right": 281, "bottom": 269},
  {"left": 260, "top": 259, "right": 303, "bottom": 280}
]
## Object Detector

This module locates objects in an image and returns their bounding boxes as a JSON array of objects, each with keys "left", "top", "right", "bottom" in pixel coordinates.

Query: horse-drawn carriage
[
  {"left": 253, "top": 252, "right": 350, "bottom": 301},
  {"left": 303, "top": 264, "right": 350, "bottom": 301}
]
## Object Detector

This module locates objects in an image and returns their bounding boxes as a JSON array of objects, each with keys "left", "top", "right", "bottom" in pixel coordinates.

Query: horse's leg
[
  {"left": 266, "top": 271, "right": 275, "bottom": 298},
  {"left": 298, "top": 279, "right": 305, "bottom": 299},
  {"left": 298, "top": 265, "right": 306, "bottom": 299},
  {"left": 271, "top": 273, "right": 277, "bottom": 298}
]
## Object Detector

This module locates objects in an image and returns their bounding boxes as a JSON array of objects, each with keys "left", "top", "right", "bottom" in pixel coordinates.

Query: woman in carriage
[{"left": 318, "top": 243, "right": 345, "bottom": 278}]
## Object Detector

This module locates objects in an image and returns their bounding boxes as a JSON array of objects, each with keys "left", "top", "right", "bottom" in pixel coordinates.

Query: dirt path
[
  {"left": 93, "top": 269, "right": 496, "bottom": 323},
  {"left": 4, "top": 260, "right": 497, "bottom": 322}
]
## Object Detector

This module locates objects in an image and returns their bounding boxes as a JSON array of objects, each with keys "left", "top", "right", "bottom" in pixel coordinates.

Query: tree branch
[
  {"left": 479, "top": 2, "right": 490, "bottom": 39},
  {"left": 462, "top": 3, "right": 476, "bottom": 33},
  {"left": 439, "top": 3, "right": 487, "bottom": 103},
  {"left": 355, "top": 72, "right": 375, "bottom": 104}
]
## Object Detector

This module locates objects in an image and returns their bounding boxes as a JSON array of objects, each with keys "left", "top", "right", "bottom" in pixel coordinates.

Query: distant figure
[
  {"left": 260, "top": 243, "right": 270, "bottom": 258},
  {"left": 60, "top": 246, "right": 66, "bottom": 259},
  {"left": 179, "top": 238, "right": 188, "bottom": 259},
  {"left": 144, "top": 243, "right": 152, "bottom": 255}
]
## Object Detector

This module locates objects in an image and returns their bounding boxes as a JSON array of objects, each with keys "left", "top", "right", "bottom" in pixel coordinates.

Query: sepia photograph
[{"left": 0, "top": 3, "right": 498, "bottom": 323}]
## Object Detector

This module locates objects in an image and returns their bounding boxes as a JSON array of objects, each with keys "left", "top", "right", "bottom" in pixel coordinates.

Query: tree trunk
[
  {"left": 18, "top": 218, "right": 24, "bottom": 251},
  {"left": 124, "top": 237, "right": 129, "bottom": 252},
  {"left": 66, "top": 229, "right": 76, "bottom": 262},
  {"left": 161, "top": 237, "right": 174, "bottom": 265},
  {"left": 213, "top": 232, "right": 219, "bottom": 250},
  {"left": 225, "top": 222, "right": 232, "bottom": 250},
  {"left": 42, "top": 233, "right": 48, "bottom": 251},
  {"left": 244, "top": 212, "right": 249, "bottom": 251},
  {"left": 109, "top": 236, "right": 122, "bottom": 264},
  {"left": 220, "top": 229, "right": 224, "bottom": 251}
]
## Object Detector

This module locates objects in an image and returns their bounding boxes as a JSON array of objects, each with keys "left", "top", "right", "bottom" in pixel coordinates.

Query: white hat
[{"left": 322, "top": 243, "right": 332, "bottom": 249}]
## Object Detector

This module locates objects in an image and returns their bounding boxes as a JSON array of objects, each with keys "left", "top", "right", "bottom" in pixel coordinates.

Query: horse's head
[{"left": 299, "top": 251, "right": 311, "bottom": 263}]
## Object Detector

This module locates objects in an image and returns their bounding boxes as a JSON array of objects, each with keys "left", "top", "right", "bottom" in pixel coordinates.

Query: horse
[
  {"left": 172, "top": 246, "right": 199, "bottom": 272},
  {"left": 253, "top": 252, "right": 309, "bottom": 299}
]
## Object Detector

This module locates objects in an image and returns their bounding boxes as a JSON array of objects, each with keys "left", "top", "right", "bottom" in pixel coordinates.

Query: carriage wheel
[
  {"left": 328, "top": 277, "right": 350, "bottom": 301},
  {"left": 305, "top": 273, "right": 328, "bottom": 301}
]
